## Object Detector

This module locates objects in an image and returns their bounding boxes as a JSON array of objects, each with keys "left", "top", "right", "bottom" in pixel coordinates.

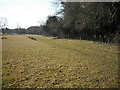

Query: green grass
[{"left": 2, "top": 34, "right": 118, "bottom": 88}]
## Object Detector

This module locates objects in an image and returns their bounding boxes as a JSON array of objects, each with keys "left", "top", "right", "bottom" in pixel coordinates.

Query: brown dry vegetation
[{"left": 1, "top": 34, "right": 118, "bottom": 88}]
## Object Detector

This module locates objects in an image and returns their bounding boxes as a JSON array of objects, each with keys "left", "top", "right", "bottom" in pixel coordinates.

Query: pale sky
[{"left": 0, "top": 0, "right": 57, "bottom": 29}]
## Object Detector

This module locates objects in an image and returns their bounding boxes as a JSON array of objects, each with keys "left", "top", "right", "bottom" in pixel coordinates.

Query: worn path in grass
[{"left": 2, "top": 34, "right": 118, "bottom": 88}]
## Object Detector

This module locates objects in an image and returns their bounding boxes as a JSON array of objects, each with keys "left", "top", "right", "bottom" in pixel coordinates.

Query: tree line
[
  {"left": 43, "top": 2, "right": 120, "bottom": 43},
  {"left": 1, "top": 2, "right": 120, "bottom": 44}
]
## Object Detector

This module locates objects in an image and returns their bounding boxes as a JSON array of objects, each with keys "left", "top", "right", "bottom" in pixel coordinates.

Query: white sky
[{"left": 0, "top": 0, "right": 56, "bottom": 29}]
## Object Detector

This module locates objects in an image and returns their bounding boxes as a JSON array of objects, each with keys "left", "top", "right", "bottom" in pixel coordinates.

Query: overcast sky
[{"left": 0, "top": 0, "right": 56, "bottom": 29}]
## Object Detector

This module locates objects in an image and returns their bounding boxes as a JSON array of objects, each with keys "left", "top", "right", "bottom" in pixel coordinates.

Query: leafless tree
[
  {"left": 0, "top": 17, "right": 8, "bottom": 29},
  {"left": 0, "top": 17, "right": 8, "bottom": 33}
]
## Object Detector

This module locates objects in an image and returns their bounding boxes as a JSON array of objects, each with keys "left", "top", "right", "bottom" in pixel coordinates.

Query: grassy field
[{"left": 2, "top": 34, "right": 118, "bottom": 88}]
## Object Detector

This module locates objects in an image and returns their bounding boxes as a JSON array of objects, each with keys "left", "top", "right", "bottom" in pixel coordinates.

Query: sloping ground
[{"left": 2, "top": 34, "right": 118, "bottom": 88}]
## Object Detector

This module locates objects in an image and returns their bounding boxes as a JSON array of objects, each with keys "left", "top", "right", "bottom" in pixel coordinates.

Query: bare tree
[{"left": 0, "top": 17, "right": 8, "bottom": 34}]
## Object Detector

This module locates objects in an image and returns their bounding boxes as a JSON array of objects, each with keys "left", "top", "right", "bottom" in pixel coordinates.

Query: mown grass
[{"left": 2, "top": 34, "right": 118, "bottom": 88}]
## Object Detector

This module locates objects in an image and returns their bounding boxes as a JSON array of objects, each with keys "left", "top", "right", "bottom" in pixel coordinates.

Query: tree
[
  {"left": 0, "top": 17, "right": 8, "bottom": 34},
  {"left": 59, "top": 2, "right": 120, "bottom": 42},
  {"left": 44, "top": 16, "right": 60, "bottom": 36}
]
